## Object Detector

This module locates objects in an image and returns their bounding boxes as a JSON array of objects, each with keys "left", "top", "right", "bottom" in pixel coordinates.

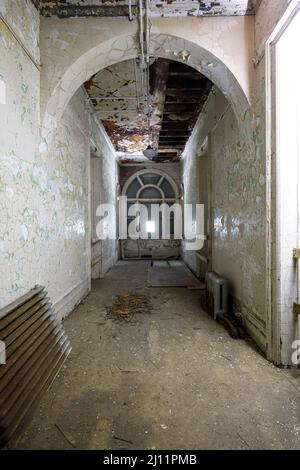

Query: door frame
[{"left": 265, "top": 0, "right": 300, "bottom": 364}]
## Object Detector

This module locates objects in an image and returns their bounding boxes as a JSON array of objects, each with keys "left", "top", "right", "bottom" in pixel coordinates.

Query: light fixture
[{"left": 143, "top": 144, "right": 157, "bottom": 159}]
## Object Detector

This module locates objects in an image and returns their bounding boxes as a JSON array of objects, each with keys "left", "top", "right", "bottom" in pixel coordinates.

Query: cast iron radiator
[{"left": 0, "top": 286, "right": 71, "bottom": 447}]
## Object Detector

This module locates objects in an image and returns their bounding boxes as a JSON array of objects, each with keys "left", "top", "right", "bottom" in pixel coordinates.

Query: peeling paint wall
[
  {"left": 0, "top": 80, "right": 91, "bottom": 320},
  {"left": 40, "top": 0, "right": 257, "bottom": 18},
  {"left": 43, "top": 89, "right": 91, "bottom": 319},
  {"left": 91, "top": 155, "right": 102, "bottom": 280},
  {"left": 0, "top": 1, "right": 41, "bottom": 311},
  {"left": 182, "top": 87, "right": 266, "bottom": 352},
  {"left": 0, "top": 0, "right": 40, "bottom": 63},
  {"left": 210, "top": 101, "right": 265, "bottom": 351},
  {"left": 90, "top": 114, "right": 118, "bottom": 275},
  {"left": 182, "top": 90, "right": 225, "bottom": 279},
  {"left": 0, "top": 0, "right": 94, "bottom": 318}
]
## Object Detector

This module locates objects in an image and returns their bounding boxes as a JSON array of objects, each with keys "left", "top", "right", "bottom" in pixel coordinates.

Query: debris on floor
[
  {"left": 14, "top": 262, "right": 300, "bottom": 450},
  {"left": 106, "top": 292, "right": 151, "bottom": 322}
]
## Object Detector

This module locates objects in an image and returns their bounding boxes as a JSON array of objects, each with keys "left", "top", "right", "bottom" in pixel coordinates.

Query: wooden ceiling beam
[
  {"left": 159, "top": 131, "right": 190, "bottom": 136},
  {"left": 159, "top": 145, "right": 185, "bottom": 149},
  {"left": 163, "top": 103, "right": 196, "bottom": 112},
  {"left": 162, "top": 111, "right": 194, "bottom": 116},
  {"left": 159, "top": 137, "right": 189, "bottom": 140},
  {"left": 160, "top": 122, "right": 190, "bottom": 129}
]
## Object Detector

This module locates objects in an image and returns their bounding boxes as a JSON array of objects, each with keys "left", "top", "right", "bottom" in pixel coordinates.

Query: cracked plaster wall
[
  {"left": 43, "top": 89, "right": 91, "bottom": 319},
  {"left": 0, "top": 0, "right": 40, "bottom": 63},
  {"left": 183, "top": 87, "right": 266, "bottom": 352},
  {"left": 181, "top": 0, "right": 294, "bottom": 362},
  {"left": 90, "top": 114, "right": 118, "bottom": 276},
  {"left": 40, "top": 1, "right": 257, "bottom": 18},
  {"left": 0, "top": 67, "right": 92, "bottom": 319},
  {"left": 0, "top": 1, "right": 96, "bottom": 319},
  {"left": 0, "top": 2, "right": 41, "bottom": 312}
]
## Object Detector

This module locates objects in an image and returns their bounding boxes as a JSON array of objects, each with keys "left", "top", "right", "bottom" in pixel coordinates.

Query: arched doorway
[
  {"left": 38, "top": 26, "right": 270, "bottom": 361},
  {"left": 40, "top": 29, "right": 254, "bottom": 146},
  {"left": 121, "top": 169, "right": 180, "bottom": 259}
]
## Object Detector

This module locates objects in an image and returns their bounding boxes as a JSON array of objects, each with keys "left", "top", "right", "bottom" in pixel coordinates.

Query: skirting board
[
  {"left": 241, "top": 308, "right": 267, "bottom": 354},
  {"left": 53, "top": 278, "right": 90, "bottom": 322}
]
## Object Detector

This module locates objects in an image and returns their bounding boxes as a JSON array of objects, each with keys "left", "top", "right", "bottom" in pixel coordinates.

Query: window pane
[
  {"left": 126, "top": 178, "right": 141, "bottom": 198},
  {"left": 140, "top": 174, "right": 161, "bottom": 185},
  {"left": 139, "top": 187, "right": 162, "bottom": 199},
  {"left": 160, "top": 179, "right": 175, "bottom": 198}
]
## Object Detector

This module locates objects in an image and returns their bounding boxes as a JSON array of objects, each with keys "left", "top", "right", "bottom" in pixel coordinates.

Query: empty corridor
[{"left": 15, "top": 262, "right": 300, "bottom": 450}]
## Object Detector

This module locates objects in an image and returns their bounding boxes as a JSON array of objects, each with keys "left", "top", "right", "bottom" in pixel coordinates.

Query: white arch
[
  {"left": 40, "top": 21, "right": 255, "bottom": 151},
  {"left": 43, "top": 32, "right": 250, "bottom": 124}
]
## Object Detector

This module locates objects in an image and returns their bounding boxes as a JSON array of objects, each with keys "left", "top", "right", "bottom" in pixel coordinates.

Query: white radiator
[{"left": 205, "top": 271, "right": 228, "bottom": 319}]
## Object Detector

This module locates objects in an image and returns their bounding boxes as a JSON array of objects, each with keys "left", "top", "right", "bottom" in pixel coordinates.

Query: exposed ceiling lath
[
  {"left": 84, "top": 58, "right": 212, "bottom": 163},
  {"left": 39, "top": 1, "right": 259, "bottom": 18},
  {"left": 85, "top": 60, "right": 150, "bottom": 155},
  {"left": 158, "top": 61, "right": 212, "bottom": 160}
]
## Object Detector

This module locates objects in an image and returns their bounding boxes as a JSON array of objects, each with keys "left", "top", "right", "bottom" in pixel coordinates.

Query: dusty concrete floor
[{"left": 16, "top": 261, "right": 300, "bottom": 450}]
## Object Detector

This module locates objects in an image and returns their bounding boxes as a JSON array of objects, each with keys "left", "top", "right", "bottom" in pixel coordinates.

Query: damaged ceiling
[
  {"left": 84, "top": 58, "right": 212, "bottom": 162},
  {"left": 37, "top": 1, "right": 260, "bottom": 17},
  {"left": 37, "top": 0, "right": 256, "bottom": 161}
]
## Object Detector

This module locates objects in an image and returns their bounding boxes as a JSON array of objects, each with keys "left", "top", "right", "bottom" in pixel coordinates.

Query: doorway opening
[{"left": 267, "top": 1, "right": 300, "bottom": 365}]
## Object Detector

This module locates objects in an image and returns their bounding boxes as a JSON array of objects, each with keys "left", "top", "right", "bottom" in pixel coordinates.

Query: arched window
[{"left": 122, "top": 169, "right": 179, "bottom": 239}]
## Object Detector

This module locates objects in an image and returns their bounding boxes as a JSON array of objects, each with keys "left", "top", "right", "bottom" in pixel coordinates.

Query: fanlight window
[{"left": 122, "top": 170, "right": 179, "bottom": 239}]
